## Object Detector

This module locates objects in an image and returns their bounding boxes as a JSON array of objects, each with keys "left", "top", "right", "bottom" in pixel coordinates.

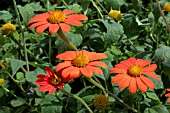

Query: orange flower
[
  {"left": 28, "top": 10, "right": 88, "bottom": 34},
  {"left": 35, "top": 67, "right": 72, "bottom": 94},
  {"left": 165, "top": 89, "right": 170, "bottom": 103},
  {"left": 110, "top": 57, "right": 158, "bottom": 94},
  {"left": 56, "top": 50, "right": 108, "bottom": 79}
]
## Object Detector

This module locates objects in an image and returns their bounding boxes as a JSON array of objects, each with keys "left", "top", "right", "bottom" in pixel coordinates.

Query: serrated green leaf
[
  {"left": 10, "top": 99, "right": 25, "bottom": 107},
  {"left": 0, "top": 10, "right": 12, "bottom": 20},
  {"left": 17, "top": 4, "right": 34, "bottom": 25},
  {"left": 10, "top": 59, "right": 26, "bottom": 76}
]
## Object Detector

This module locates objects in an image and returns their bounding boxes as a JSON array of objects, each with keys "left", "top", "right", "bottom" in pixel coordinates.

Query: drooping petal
[
  {"left": 63, "top": 10, "right": 75, "bottom": 15},
  {"left": 136, "top": 59, "right": 151, "bottom": 68},
  {"left": 59, "top": 23, "right": 70, "bottom": 33},
  {"left": 88, "top": 61, "right": 107, "bottom": 69},
  {"left": 60, "top": 66, "right": 76, "bottom": 78},
  {"left": 49, "top": 24, "right": 60, "bottom": 34},
  {"left": 111, "top": 74, "right": 128, "bottom": 83},
  {"left": 129, "top": 77, "right": 137, "bottom": 94},
  {"left": 35, "top": 79, "right": 48, "bottom": 85},
  {"left": 38, "top": 84, "right": 52, "bottom": 91},
  {"left": 36, "top": 23, "right": 51, "bottom": 34},
  {"left": 48, "top": 86, "right": 57, "bottom": 94},
  {"left": 136, "top": 77, "right": 148, "bottom": 93},
  {"left": 29, "top": 21, "right": 49, "bottom": 30},
  {"left": 143, "top": 72, "right": 159, "bottom": 81},
  {"left": 56, "top": 61, "right": 72, "bottom": 72},
  {"left": 56, "top": 51, "right": 76, "bottom": 60},
  {"left": 69, "top": 67, "right": 81, "bottom": 78},
  {"left": 86, "top": 66, "right": 103, "bottom": 75},
  {"left": 119, "top": 75, "right": 131, "bottom": 89},
  {"left": 64, "top": 19, "right": 83, "bottom": 26},
  {"left": 45, "top": 67, "right": 54, "bottom": 77},
  {"left": 80, "top": 67, "right": 93, "bottom": 78},
  {"left": 28, "top": 13, "right": 49, "bottom": 24},
  {"left": 110, "top": 68, "right": 127, "bottom": 74},
  {"left": 140, "top": 75, "right": 154, "bottom": 90},
  {"left": 66, "top": 14, "right": 88, "bottom": 21},
  {"left": 142, "top": 64, "right": 157, "bottom": 72}
]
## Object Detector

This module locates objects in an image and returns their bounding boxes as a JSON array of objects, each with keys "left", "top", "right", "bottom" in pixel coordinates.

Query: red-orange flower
[
  {"left": 35, "top": 67, "right": 72, "bottom": 94},
  {"left": 28, "top": 10, "right": 88, "bottom": 34},
  {"left": 110, "top": 57, "right": 158, "bottom": 94},
  {"left": 165, "top": 89, "right": 170, "bottom": 103},
  {"left": 56, "top": 50, "right": 108, "bottom": 79}
]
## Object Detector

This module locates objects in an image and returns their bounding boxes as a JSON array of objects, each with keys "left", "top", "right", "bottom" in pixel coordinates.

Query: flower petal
[
  {"left": 129, "top": 77, "right": 137, "bottom": 94},
  {"left": 48, "top": 86, "right": 57, "bottom": 94},
  {"left": 69, "top": 67, "right": 81, "bottom": 78},
  {"left": 143, "top": 72, "right": 159, "bottom": 81},
  {"left": 86, "top": 66, "right": 103, "bottom": 75},
  {"left": 119, "top": 60, "right": 133, "bottom": 68},
  {"left": 119, "top": 75, "right": 131, "bottom": 89},
  {"left": 110, "top": 68, "right": 127, "bottom": 74},
  {"left": 56, "top": 61, "right": 72, "bottom": 72},
  {"left": 88, "top": 53, "right": 108, "bottom": 61},
  {"left": 28, "top": 13, "right": 49, "bottom": 24},
  {"left": 38, "top": 84, "right": 52, "bottom": 91},
  {"left": 136, "top": 59, "right": 151, "bottom": 68},
  {"left": 45, "top": 67, "right": 54, "bottom": 77},
  {"left": 29, "top": 21, "right": 49, "bottom": 30},
  {"left": 49, "top": 24, "right": 60, "bottom": 34},
  {"left": 57, "top": 83, "right": 64, "bottom": 89},
  {"left": 35, "top": 79, "right": 48, "bottom": 85},
  {"left": 111, "top": 74, "right": 128, "bottom": 83},
  {"left": 142, "top": 64, "right": 157, "bottom": 72},
  {"left": 136, "top": 77, "right": 148, "bottom": 93},
  {"left": 165, "top": 93, "right": 170, "bottom": 97},
  {"left": 128, "top": 57, "right": 136, "bottom": 64},
  {"left": 59, "top": 23, "right": 70, "bottom": 33},
  {"left": 61, "top": 66, "right": 78, "bottom": 78},
  {"left": 63, "top": 10, "right": 75, "bottom": 15},
  {"left": 80, "top": 67, "right": 93, "bottom": 78},
  {"left": 56, "top": 51, "right": 76, "bottom": 60},
  {"left": 88, "top": 61, "right": 107, "bottom": 69},
  {"left": 140, "top": 75, "right": 154, "bottom": 90},
  {"left": 115, "top": 64, "right": 129, "bottom": 70},
  {"left": 36, "top": 23, "right": 51, "bottom": 34},
  {"left": 66, "top": 14, "right": 88, "bottom": 21}
]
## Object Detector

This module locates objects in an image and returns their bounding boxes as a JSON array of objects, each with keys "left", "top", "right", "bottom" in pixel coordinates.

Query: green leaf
[
  {"left": 0, "top": 106, "right": 13, "bottom": 113},
  {"left": 41, "top": 102, "right": 62, "bottom": 113},
  {"left": 25, "top": 68, "right": 45, "bottom": 84},
  {"left": 121, "top": 14, "right": 141, "bottom": 38},
  {"left": 146, "top": 90, "right": 159, "bottom": 100},
  {"left": 27, "top": 2, "right": 42, "bottom": 11},
  {"left": 0, "top": 10, "right": 12, "bottom": 20},
  {"left": 14, "top": 105, "right": 27, "bottom": 113},
  {"left": 144, "top": 108, "right": 158, "bottom": 113},
  {"left": 100, "top": 18, "right": 124, "bottom": 45},
  {"left": 10, "top": 99, "right": 25, "bottom": 107},
  {"left": 152, "top": 105, "right": 169, "bottom": 113},
  {"left": 69, "top": 3, "right": 82, "bottom": 13},
  {"left": 55, "top": 32, "right": 83, "bottom": 53},
  {"left": 16, "top": 72, "right": 25, "bottom": 81},
  {"left": 17, "top": 4, "right": 34, "bottom": 25},
  {"left": 154, "top": 45, "right": 170, "bottom": 63},
  {"left": 104, "top": 0, "right": 125, "bottom": 10},
  {"left": 10, "top": 59, "right": 26, "bottom": 76}
]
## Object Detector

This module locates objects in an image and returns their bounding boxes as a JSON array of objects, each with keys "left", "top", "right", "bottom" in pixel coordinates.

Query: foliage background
[{"left": 1, "top": 0, "right": 170, "bottom": 113}]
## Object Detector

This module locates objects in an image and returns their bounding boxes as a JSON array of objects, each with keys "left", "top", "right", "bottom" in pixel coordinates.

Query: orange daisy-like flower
[
  {"left": 110, "top": 57, "right": 158, "bottom": 94},
  {"left": 56, "top": 50, "right": 108, "bottom": 79},
  {"left": 35, "top": 67, "right": 72, "bottom": 94},
  {"left": 165, "top": 89, "right": 170, "bottom": 103},
  {"left": 28, "top": 10, "right": 88, "bottom": 34}
]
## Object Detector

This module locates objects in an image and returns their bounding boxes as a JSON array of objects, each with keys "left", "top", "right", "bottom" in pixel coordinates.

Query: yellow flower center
[
  {"left": 1, "top": 23, "right": 16, "bottom": 35},
  {"left": 51, "top": 74, "right": 61, "bottom": 85},
  {"left": 0, "top": 78, "right": 4, "bottom": 86},
  {"left": 108, "top": 10, "right": 122, "bottom": 21},
  {"left": 128, "top": 64, "right": 142, "bottom": 77},
  {"left": 72, "top": 54, "right": 89, "bottom": 67},
  {"left": 48, "top": 10, "right": 66, "bottom": 24},
  {"left": 163, "top": 3, "right": 170, "bottom": 11},
  {"left": 93, "top": 95, "right": 109, "bottom": 110}
]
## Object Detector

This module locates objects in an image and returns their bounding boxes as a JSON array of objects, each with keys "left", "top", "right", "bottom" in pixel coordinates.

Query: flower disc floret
[
  {"left": 110, "top": 57, "right": 158, "bottom": 94},
  {"left": 108, "top": 10, "right": 122, "bottom": 21},
  {"left": 93, "top": 95, "right": 109, "bottom": 110},
  {"left": 1, "top": 23, "right": 16, "bottom": 35},
  {"left": 48, "top": 10, "right": 66, "bottom": 24},
  {"left": 72, "top": 54, "right": 89, "bottom": 67}
]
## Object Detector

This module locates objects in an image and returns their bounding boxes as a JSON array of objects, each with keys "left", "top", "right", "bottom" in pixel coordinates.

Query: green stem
[
  {"left": 91, "top": 0, "right": 103, "bottom": 18},
  {"left": 60, "top": 89, "right": 93, "bottom": 113},
  {"left": 13, "top": 0, "right": 29, "bottom": 71},
  {"left": 61, "top": 0, "right": 69, "bottom": 9},
  {"left": 95, "top": 0, "right": 108, "bottom": 14},
  {"left": 87, "top": 77, "right": 138, "bottom": 113},
  {"left": 57, "top": 29, "right": 78, "bottom": 51},
  {"left": 0, "top": 64, "right": 25, "bottom": 93},
  {"left": 128, "top": 39, "right": 137, "bottom": 51},
  {"left": 1, "top": 86, "right": 34, "bottom": 110},
  {"left": 49, "top": 36, "right": 52, "bottom": 63}
]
